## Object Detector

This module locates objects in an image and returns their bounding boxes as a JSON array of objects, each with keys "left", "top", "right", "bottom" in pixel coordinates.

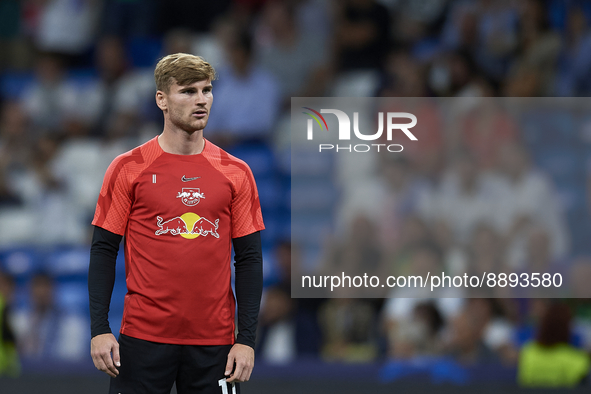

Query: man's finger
[
  {"left": 112, "top": 343, "right": 121, "bottom": 367},
  {"left": 245, "top": 366, "right": 253, "bottom": 381},
  {"left": 92, "top": 356, "right": 106, "bottom": 372},
  {"left": 93, "top": 356, "right": 116, "bottom": 378},
  {"left": 240, "top": 362, "right": 253, "bottom": 382},
  {"left": 101, "top": 352, "right": 119, "bottom": 376},
  {"left": 227, "top": 361, "right": 244, "bottom": 383},
  {"left": 225, "top": 353, "right": 235, "bottom": 377}
]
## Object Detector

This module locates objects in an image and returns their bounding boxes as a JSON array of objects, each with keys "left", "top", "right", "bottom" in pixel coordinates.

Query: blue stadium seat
[
  {"left": 45, "top": 246, "right": 89, "bottom": 278},
  {"left": 127, "top": 37, "right": 163, "bottom": 68},
  {"left": 277, "top": 210, "right": 291, "bottom": 240},
  {"left": 66, "top": 68, "right": 98, "bottom": 88},
  {"left": 0, "top": 72, "right": 34, "bottom": 100},
  {"left": 229, "top": 143, "right": 276, "bottom": 178},
  {"left": 260, "top": 212, "right": 279, "bottom": 246},
  {"left": 0, "top": 247, "right": 42, "bottom": 279},
  {"left": 521, "top": 110, "right": 578, "bottom": 148},
  {"left": 115, "top": 246, "right": 126, "bottom": 276},
  {"left": 281, "top": 175, "right": 291, "bottom": 211},
  {"left": 291, "top": 178, "right": 337, "bottom": 211},
  {"left": 108, "top": 313, "right": 123, "bottom": 337},
  {"left": 258, "top": 176, "right": 282, "bottom": 212},
  {"left": 553, "top": 178, "right": 587, "bottom": 213},
  {"left": 292, "top": 212, "right": 333, "bottom": 246},
  {"left": 55, "top": 280, "right": 89, "bottom": 314},
  {"left": 110, "top": 278, "right": 127, "bottom": 316},
  {"left": 532, "top": 147, "right": 583, "bottom": 182},
  {"left": 291, "top": 148, "right": 333, "bottom": 177}
]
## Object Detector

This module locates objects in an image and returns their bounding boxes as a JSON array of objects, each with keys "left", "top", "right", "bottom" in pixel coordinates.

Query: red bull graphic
[
  {"left": 191, "top": 217, "right": 220, "bottom": 238},
  {"left": 155, "top": 213, "right": 219, "bottom": 239},
  {"left": 155, "top": 216, "right": 188, "bottom": 235},
  {"left": 176, "top": 187, "right": 205, "bottom": 206}
]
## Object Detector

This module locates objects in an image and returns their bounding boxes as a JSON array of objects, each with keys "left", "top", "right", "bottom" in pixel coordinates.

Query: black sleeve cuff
[
  {"left": 232, "top": 231, "right": 263, "bottom": 349},
  {"left": 88, "top": 226, "right": 122, "bottom": 338}
]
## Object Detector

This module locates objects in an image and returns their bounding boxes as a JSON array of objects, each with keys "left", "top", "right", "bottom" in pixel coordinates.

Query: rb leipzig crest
[{"left": 176, "top": 187, "right": 205, "bottom": 206}]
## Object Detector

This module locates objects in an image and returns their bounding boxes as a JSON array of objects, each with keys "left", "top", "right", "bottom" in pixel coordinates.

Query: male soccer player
[{"left": 88, "top": 53, "right": 264, "bottom": 394}]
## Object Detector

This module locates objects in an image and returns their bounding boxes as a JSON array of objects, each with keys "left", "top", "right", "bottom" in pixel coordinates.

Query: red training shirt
[{"left": 92, "top": 136, "right": 265, "bottom": 345}]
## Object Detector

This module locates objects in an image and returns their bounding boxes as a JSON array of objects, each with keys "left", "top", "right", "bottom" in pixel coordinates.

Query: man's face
[{"left": 158, "top": 79, "right": 213, "bottom": 133}]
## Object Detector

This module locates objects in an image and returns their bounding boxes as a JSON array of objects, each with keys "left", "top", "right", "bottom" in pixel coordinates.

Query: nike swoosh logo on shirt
[{"left": 182, "top": 176, "right": 201, "bottom": 182}]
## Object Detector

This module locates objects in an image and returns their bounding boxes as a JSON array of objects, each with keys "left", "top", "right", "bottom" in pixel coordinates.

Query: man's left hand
[{"left": 225, "top": 343, "right": 254, "bottom": 383}]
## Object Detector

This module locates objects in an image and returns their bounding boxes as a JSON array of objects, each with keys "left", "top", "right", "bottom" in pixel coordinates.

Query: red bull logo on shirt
[
  {"left": 155, "top": 213, "right": 219, "bottom": 239},
  {"left": 176, "top": 187, "right": 205, "bottom": 206}
]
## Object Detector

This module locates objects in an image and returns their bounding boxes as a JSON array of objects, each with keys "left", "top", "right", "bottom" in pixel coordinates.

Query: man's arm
[
  {"left": 88, "top": 225, "right": 122, "bottom": 378},
  {"left": 225, "top": 231, "right": 263, "bottom": 383}
]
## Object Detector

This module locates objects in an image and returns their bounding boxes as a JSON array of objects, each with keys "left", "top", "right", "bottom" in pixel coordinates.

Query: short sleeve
[
  {"left": 91, "top": 156, "right": 133, "bottom": 235},
  {"left": 231, "top": 165, "right": 265, "bottom": 238}
]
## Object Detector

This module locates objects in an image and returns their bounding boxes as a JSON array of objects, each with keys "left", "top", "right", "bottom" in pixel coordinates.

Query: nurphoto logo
[{"left": 302, "top": 107, "right": 418, "bottom": 153}]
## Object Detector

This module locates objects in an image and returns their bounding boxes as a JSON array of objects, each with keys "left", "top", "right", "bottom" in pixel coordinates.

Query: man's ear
[{"left": 156, "top": 90, "right": 167, "bottom": 111}]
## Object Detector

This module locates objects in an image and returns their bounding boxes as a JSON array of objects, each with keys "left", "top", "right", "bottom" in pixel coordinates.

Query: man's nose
[{"left": 196, "top": 91, "right": 207, "bottom": 104}]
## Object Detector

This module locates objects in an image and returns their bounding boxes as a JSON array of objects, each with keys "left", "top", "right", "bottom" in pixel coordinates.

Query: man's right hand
[{"left": 91, "top": 333, "right": 120, "bottom": 378}]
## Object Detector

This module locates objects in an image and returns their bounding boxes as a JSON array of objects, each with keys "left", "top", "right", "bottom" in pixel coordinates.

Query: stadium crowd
[{"left": 1, "top": 0, "right": 591, "bottom": 387}]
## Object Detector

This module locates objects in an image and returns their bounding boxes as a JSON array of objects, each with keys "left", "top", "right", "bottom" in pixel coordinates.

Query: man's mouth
[{"left": 193, "top": 110, "right": 207, "bottom": 118}]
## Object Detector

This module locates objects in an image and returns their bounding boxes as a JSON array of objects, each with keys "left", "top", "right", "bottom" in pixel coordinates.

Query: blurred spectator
[
  {"left": 9, "top": 136, "right": 87, "bottom": 244},
  {"left": 100, "top": 0, "right": 158, "bottom": 38},
  {"left": 11, "top": 273, "right": 87, "bottom": 361},
  {"left": 318, "top": 298, "right": 379, "bottom": 362},
  {"left": 380, "top": 215, "right": 432, "bottom": 278},
  {"left": 385, "top": 300, "right": 444, "bottom": 359},
  {"left": 0, "top": 101, "right": 32, "bottom": 173},
  {"left": 387, "top": 0, "right": 448, "bottom": 45},
  {"left": 452, "top": 100, "right": 518, "bottom": 170},
  {"left": 320, "top": 214, "right": 383, "bottom": 295},
  {"left": 419, "top": 150, "right": 500, "bottom": 246},
  {"left": 503, "top": 0, "right": 561, "bottom": 96},
  {"left": 382, "top": 243, "right": 464, "bottom": 337},
  {"left": 258, "top": 241, "right": 323, "bottom": 362},
  {"left": 0, "top": 0, "right": 31, "bottom": 71},
  {"left": 481, "top": 298, "right": 519, "bottom": 365},
  {"left": 520, "top": 225, "right": 566, "bottom": 278},
  {"left": 0, "top": 269, "right": 15, "bottom": 305},
  {"left": 159, "top": 0, "right": 231, "bottom": 34},
  {"left": 428, "top": 50, "right": 495, "bottom": 97},
  {"left": 0, "top": 274, "right": 19, "bottom": 375},
  {"left": 373, "top": 156, "right": 427, "bottom": 252},
  {"left": 569, "top": 259, "right": 591, "bottom": 352},
  {"left": 466, "top": 223, "right": 505, "bottom": 278},
  {"left": 20, "top": 52, "right": 78, "bottom": 135},
  {"left": 258, "top": 241, "right": 296, "bottom": 363},
  {"left": 258, "top": 284, "right": 295, "bottom": 363},
  {"left": 518, "top": 302, "right": 590, "bottom": 387},
  {"left": 77, "top": 36, "right": 155, "bottom": 139},
  {"left": 0, "top": 101, "right": 28, "bottom": 208},
  {"left": 162, "top": 28, "right": 194, "bottom": 55},
  {"left": 255, "top": 0, "right": 330, "bottom": 101},
  {"left": 33, "top": 0, "right": 100, "bottom": 63},
  {"left": 493, "top": 142, "right": 569, "bottom": 268},
  {"left": 443, "top": 298, "right": 499, "bottom": 365},
  {"left": 378, "top": 47, "right": 429, "bottom": 97},
  {"left": 333, "top": 0, "right": 390, "bottom": 71},
  {"left": 0, "top": 268, "right": 19, "bottom": 376},
  {"left": 555, "top": 5, "right": 591, "bottom": 96},
  {"left": 206, "top": 30, "right": 280, "bottom": 146},
  {"left": 441, "top": 0, "right": 519, "bottom": 82}
]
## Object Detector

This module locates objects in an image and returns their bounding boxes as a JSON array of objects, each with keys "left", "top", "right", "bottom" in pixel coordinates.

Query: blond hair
[{"left": 154, "top": 53, "right": 216, "bottom": 93}]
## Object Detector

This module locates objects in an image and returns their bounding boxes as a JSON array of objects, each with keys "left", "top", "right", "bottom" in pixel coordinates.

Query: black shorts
[{"left": 109, "top": 333, "right": 240, "bottom": 394}]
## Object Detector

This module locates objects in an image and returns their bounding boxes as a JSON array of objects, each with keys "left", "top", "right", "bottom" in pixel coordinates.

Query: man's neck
[{"left": 158, "top": 126, "right": 205, "bottom": 155}]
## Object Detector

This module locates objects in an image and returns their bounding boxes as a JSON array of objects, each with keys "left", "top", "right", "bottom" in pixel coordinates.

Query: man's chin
[{"left": 178, "top": 119, "right": 208, "bottom": 133}]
